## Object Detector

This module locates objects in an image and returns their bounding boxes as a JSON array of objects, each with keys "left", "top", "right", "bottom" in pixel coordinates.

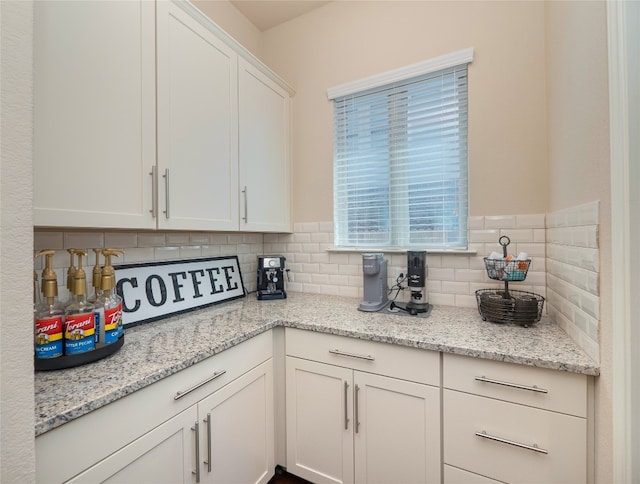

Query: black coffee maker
[{"left": 256, "top": 256, "right": 287, "bottom": 300}]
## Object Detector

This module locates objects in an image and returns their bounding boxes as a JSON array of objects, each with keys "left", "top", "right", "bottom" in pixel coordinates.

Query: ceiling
[{"left": 229, "top": 0, "right": 331, "bottom": 31}]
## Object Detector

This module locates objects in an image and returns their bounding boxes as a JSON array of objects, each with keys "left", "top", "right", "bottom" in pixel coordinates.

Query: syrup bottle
[
  {"left": 64, "top": 249, "right": 95, "bottom": 355},
  {"left": 34, "top": 250, "right": 64, "bottom": 359},
  {"left": 96, "top": 249, "right": 125, "bottom": 345}
]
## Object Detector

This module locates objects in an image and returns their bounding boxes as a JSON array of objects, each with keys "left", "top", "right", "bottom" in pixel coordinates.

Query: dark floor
[{"left": 268, "top": 468, "right": 312, "bottom": 484}]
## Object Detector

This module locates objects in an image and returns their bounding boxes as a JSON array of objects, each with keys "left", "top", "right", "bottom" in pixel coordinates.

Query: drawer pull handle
[
  {"left": 475, "top": 376, "right": 548, "bottom": 394},
  {"left": 175, "top": 370, "right": 227, "bottom": 400},
  {"left": 475, "top": 430, "right": 548, "bottom": 454},
  {"left": 204, "top": 413, "right": 212, "bottom": 472},
  {"left": 329, "top": 349, "right": 375, "bottom": 361},
  {"left": 344, "top": 381, "right": 349, "bottom": 430},
  {"left": 192, "top": 421, "right": 201, "bottom": 482},
  {"left": 354, "top": 384, "right": 360, "bottom": 434}
]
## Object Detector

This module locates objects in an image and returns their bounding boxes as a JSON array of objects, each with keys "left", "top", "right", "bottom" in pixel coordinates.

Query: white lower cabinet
[
  {"left": 284, "top": 329, "right": 441, "bottom": 484},
  {"left": 36, "top": 332, "right": 274, "bottom": 484},
  {"left": 443, "top": 353, "right": 589, "bottom": 484},
  {"left": 66, "top": 406, "right": 198, "bottom": 484}
]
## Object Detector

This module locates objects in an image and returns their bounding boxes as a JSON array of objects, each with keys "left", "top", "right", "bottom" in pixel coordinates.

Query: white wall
[
  {"left": 544, "top": 1, "right": 611, "bottom": 481},
  {"left": 0, "top": 1, "right": 36, "bottom": 482}
]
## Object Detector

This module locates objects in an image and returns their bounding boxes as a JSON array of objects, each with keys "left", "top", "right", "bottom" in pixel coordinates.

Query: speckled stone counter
[{"left": 35, "top": 292, "right": 599, "bottom": 436}]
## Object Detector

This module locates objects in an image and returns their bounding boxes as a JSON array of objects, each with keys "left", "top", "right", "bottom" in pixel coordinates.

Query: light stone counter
[{"left": 35, "top": 292, "right": 599, "bottom": 436}]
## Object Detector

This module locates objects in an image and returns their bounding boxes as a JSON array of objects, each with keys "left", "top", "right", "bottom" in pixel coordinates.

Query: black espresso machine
[{"left": 256, "top": 256, "right": 287, "bottom": 300}]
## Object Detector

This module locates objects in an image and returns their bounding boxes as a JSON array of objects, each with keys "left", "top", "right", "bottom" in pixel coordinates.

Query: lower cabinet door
[
  {"left": 66, "top": 406, "right": 198, "bottom": 484},
  {"left": 444, "top": 465, "right": 502, "bottom": 483},
  {"left": 354, "top": 372, "right": 441, "bottom": 484},
  {"left": 198, "top": 359, "right": 274, "bottom": 484},
  {"left": 286, "top": 356, "right": 354, "bottom": 484}
]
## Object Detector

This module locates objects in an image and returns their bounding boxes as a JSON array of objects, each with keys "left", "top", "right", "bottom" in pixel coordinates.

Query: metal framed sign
[{"left": 115, "top": 256, "right": 245, "bottom": 327}]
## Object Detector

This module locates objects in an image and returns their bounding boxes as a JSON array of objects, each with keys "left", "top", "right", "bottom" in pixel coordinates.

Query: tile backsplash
[
  {"left": 545, "top": 201, "right": 600, "bottom": 363},
  {"left": 34, "top": 203, "right": 600, "bottom": 362},
  {"left": 34, "top": 230, "right": 264, "bottom": 302}
]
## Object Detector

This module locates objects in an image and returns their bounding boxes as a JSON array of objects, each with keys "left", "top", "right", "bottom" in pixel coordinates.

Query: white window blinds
[{"left": 331, "top": 53, "right": 471, "bottom": 249}]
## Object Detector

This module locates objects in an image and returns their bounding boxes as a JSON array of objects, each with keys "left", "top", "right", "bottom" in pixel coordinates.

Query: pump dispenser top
[
  {"left": 64, "top": 249, "right": 96, "bottom": 355},
  {"left": 100, "top": 249, "right": 124, "bottom": 291},
  {"left": 90, "top": 248, "right": 102, "bottom": 299},
  {"left": 36, "top": 250, "right": 60, "bottom": 305},
  {"left": 66, "top": 249, "right": 77, "bottom": 293}
]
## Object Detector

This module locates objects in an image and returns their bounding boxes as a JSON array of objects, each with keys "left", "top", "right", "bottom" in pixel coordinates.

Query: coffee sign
[{"left": 115, "top": 256, "right": 245, "bottom": 327}]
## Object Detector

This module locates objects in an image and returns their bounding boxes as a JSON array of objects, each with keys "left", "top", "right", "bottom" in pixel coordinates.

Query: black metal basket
[
  {"left": 483, "top": 257, "right": 531, "bottom": 281},
  {"left": 475, "top": 289, "right": 544, "bottom": 326}
]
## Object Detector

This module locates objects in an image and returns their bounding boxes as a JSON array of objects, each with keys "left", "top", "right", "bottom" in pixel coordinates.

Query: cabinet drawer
[
  {"left": 444, "top": 390, "right": 586, "bottom": 484},
  {"left": 444, "top": 465, "right": 501, "bottom": 483},
  {"left": 36, "top": 330, "right": 272, "bottom": 484},
  {"left": 443, "top": 353, "right": 587, "bottom": 417},
  {"left": 285, "top": 328, "right": 439, "bottom": 386}
]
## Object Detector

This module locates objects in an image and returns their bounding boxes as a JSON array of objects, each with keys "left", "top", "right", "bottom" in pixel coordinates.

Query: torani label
[
  {"left": 64, "top": 312, "right": 95, "bottom": 355},
  {"left": 35, "top": 316, "right": 63, "bottom": 359},
  {"left": 104, "top": 304, "right": 122, "bottom": 345}
]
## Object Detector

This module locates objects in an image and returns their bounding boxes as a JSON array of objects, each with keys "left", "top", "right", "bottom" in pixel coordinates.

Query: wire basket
[
  {"left": 484, "top": 257, "right": 531, "bottom": 281},
  {"left": 475, "top": 289, "right": 545, "bottom": 326}
]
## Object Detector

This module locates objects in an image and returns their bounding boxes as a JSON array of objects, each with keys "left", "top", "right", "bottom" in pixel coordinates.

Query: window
[{"left": 329, "top": 49, "right": 473, "bottom": 249}]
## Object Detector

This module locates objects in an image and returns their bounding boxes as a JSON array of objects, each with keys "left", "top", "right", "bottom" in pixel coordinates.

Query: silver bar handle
[
  {"left": 475, "top": 430, "right": 548, "bottom": 454},
  {"left": 475, "top": 375, "right": 548, "bottom": 394},
  {"left": 354, "top": 384, "right": 360, "bottom": 434},
  {"left": 163, "top": 168, "right": 170, "bottom": 219},
  {"left": 204, "top": 413, "right": 212, "bottom": 472},
  {"left": 149, "top": 166, "right": 157, "bottom": 218},
  {"left": 344, "top": 381, "right": 349, "bottom": 430},
  {"left": 329, "top": 349, "right": 375, "bottom": 361},
  {"left": 192, "top": 421, "right": 201, "bottom": 482},
  {"left": 242, "top": 186, "right": 248, "bottom": 222},
  {"left": 174, "top": 370, "right": 227, "bottom": 400}
]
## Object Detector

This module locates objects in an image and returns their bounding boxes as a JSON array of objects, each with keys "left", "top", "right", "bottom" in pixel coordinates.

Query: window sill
[{"left": 326, "top": 247, "right": 477, "bottom": 255}]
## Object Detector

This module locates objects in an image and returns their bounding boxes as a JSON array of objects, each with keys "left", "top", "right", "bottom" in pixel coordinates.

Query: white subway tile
[
  {"left": 338, "top": 264, "right": 359, "bottom": 276},
  {"left": 319, "top": 263, "right": 340, "bottom": 275},
  {"left": 328, "top": 274, "right": 349, "bottom": 286},
  {"left": 295, "top": 253, "right": 311, "bottom": 263},
  {"left": 154, "top": 246, "right": 180, "bottom": 261},
  {"left": 123, "top": 247, "right": 156, "bottom": 263},
  {"left": 516, "top": 213, "right": 545, "bottom": 228},
  {"left": 499, "top": 228, "right": 533, "bottom": 243},
  {"left": 293, "top": 232, "right": 311, "bottom": 243},
  {"left": 484, "top": 215, "right": 516, "bottom": 229},
  {"left": 209, "top": 234, "right": 229, "bottom": 245},
  {"left": 311, "top": 232, "right": 330, "bottom": 243},
  {"left": 469, "top": 229, "right": 500, "bottom": 243},
  {"left": 64, "top": 232, "right": 105, "bottom": 250},
  {"left": 441, "top": 254, "right": 470, "bottom": 269},
  {"left": 429, "top": 293, "right": 455, "bottom": 306},
  {"left": 104, "top": 232, "right": 137, "bottom": 248},
  {"left": 429, "top": 267, "right": 455, "bottom": 281},
  {"left": 179, "top": 246, "right": 203, "bottom": 258},
  {"left": 311, "top": 252, "right": 330, "bottom": 263},
  {"left": 441, "top": 281, "right": 470, "bottom": 295},
  {"left": 329, "top": 253, "right": 350, "bottom": 265},
  {"left": 454, "top": 294, "right": 477, "bottom": 308},
  {"left": 166, "top": 233, "right": 190, "bottom": 245},
  {"left": 302, "top": 243, "right": 320, "bottom": 253},
  {"left": 454, "top": 269, "right": 484, "bottom": 282},
  {"left": 468, "top": 216, "right": 484, "bottom": 230},
  {"left": 319, "top": 221, "right": 334, "bottom": 232},
  {"left": 34, "top": 231, "right": 64, "bottom": 250},
  {"left": 286, "top": 243, "right": 302, "bottom": 253},
  {"left": 295, "top": 222, "right": 320, "bottom": 233},
  {"left": 311, "top": 273, "right": 330, "bottom": 285}
]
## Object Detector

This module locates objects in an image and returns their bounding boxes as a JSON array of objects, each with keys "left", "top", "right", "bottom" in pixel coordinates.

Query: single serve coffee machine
[
  {"left": 358, "top": 253, "right": 389, "bottom": 311},
  {"left": 257, "top": 256, "right": 287, "bottom": 300}
]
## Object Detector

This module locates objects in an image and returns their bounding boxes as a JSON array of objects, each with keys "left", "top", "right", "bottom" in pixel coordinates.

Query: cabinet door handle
[
  {"left": 354, "top": 384, "right": 360, "bottom": 434},
  {"left": 242, "top": 186, "right": 248, "bottom": 222},
  {"left": 192, "top": 421, "right": 201, "bottom": 482},
  {"left": 344, "top": 381, "right": 349, "bottom": 430},
  {"left": 174, "top": 370, "right": 227, "bottom": 400},
  {"left": 329, "top": 349, "right": 375, "bottom": 361},
  {"left": 163, "top": 168, "right": 170, "bottom": 219},
  {"left": 475, "top": 430, "right": 548, "bottom": 454},
  {"left": 203, "top": 413, "right": 212, "bottom": 473},
  {"left": 474, "top": 376, "right": 548, "bottom": 394},
  {"left": 150, "top": 166, "right": 157, "bottom": 218}
]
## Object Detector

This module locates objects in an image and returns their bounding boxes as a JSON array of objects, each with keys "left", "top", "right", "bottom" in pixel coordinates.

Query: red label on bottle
[
  {"left": 35, "top": 316, "right": 63, "bottom": 358},
  {"left": 64, "top": 313, "right": 95, "bottom": 355},
  {"left": 104, "top": 304, "right": 122, "bottom": 345}
]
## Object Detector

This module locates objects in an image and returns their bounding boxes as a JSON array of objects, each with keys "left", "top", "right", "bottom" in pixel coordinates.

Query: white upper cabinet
[
  {"left": 239, "top": 59, "right": 292, "bottom": 233},
  {"left": 34, "top": 0, "right": 156, "bottom": 229},
  {"left": 156, "top": 1, "right": 239, "bottom": 231},
  {"left": 34, "top": 0, "right": 293, "bottom": 233}
]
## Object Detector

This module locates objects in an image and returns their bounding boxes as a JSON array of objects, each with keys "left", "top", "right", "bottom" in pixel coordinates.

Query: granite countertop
[{"left": 35, "top": 292, "right": 599, "bottom": 436}]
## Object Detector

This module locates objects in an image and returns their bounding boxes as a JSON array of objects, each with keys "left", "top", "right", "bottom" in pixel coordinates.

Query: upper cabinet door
[
  {"left": 156, "top": 1, "right": 239, "bottom": 231},
  {"left": 34, "top": 0, "right": 156, "bottom": 229},
  {"left": 238, "top": 58, "right": 292, "bottom": 233}
]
